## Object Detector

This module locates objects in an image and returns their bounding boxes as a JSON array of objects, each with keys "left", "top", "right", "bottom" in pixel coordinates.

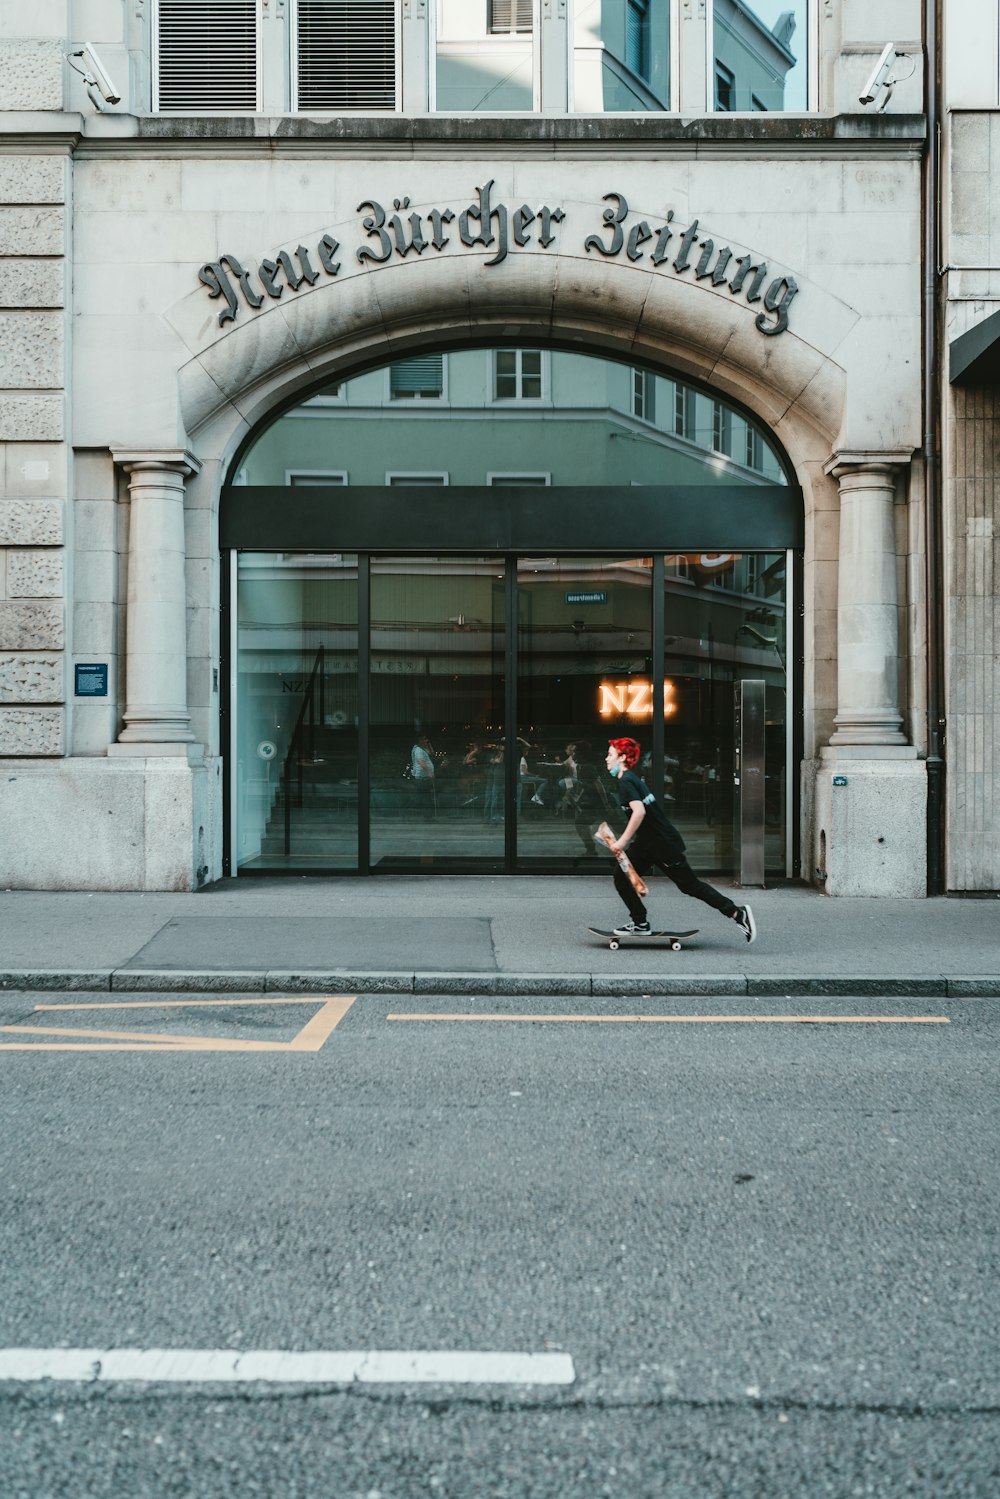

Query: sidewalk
[{"left": 0, "top": 877, "right": 998, "bottom": 997}]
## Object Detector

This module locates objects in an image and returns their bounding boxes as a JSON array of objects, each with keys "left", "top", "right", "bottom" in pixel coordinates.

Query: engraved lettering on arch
[{"left": 196, "top": 181, "right": 800, "bottom": 339}]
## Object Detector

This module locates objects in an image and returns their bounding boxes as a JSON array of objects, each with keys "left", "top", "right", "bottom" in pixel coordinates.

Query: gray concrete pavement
[
  {"left": 1, "top": 987, "right": 998, "bottom": 1497},
  {"left": 1, "top": 876, "right": 998, "bottom": 995}
]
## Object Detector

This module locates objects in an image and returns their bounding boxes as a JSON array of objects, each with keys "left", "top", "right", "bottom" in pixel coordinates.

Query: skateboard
[{"left": 589, "top": 926, "right": 699, "bottom": 952}]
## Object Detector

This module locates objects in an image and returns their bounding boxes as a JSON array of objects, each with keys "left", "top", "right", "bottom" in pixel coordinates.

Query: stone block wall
[
  {"left": 0, "top": 153, "right": 68, "bottom": 757},
  {"left": 946, "top": 385, "right": 1000, "bottom": 889}
]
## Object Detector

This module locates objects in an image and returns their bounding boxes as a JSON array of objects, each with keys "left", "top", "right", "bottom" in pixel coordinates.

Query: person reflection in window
[{"left": 410, "top": 735, "right": 437, "bottom": 817}]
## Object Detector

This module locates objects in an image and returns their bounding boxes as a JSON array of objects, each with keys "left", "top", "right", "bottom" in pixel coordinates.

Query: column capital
[
  {"left": 824, "top": 449, "right": 915, "bottom": 480},
  {"left": 111, "top": 448, "right": 202, "bottom": 479}
]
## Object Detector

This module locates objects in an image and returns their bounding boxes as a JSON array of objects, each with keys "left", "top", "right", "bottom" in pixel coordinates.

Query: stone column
[
  {"left": 109, "top": 449, "right": 202, "bottom": 756},
  {"left": 825, "top": 453, "right": 908, "bottom": 746},
  {"left": 813, "top": 450, "right": 925, "bottom": 898}
]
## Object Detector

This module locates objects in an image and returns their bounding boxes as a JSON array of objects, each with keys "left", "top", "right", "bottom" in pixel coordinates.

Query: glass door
[
  {"left": 369, "top": 556, "right": 506, "bottom": 870},
  {"left": 516, "top": 557, "right": 653, "bottom": 869},
  {"left": 234, "top": 552, "right": 359, "bottom": 870},
  {"left": 663, "top": 552, "right": 789, "bottom": 876}
]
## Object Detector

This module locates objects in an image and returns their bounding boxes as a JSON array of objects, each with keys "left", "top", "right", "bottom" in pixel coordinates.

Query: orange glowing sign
[{"left": 598, "top": 680, "right": 677, "bottom": 719}]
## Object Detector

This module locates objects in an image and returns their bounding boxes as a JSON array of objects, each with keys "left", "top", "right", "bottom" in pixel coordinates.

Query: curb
[{"left": 2, "top": 971, "right": 1000, "bottom": 997}]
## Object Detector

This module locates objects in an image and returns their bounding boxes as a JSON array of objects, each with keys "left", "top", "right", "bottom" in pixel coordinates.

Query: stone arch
[
  {"left": 167, "top": 231, "right": 852, "bottom": 520},
  {"left": 168, "top": 236, "right": 851, "bottom": 768}
]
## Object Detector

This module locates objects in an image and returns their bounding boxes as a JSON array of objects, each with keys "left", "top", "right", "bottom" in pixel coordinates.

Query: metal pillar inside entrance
[{"left": 734, "top": 678, "right": 766, "bottom": 888}]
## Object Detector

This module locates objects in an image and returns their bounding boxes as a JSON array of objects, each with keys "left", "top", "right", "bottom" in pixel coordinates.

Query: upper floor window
[
  {"left": 295, "top": 0, "right": 397, "bottom": 111},
  {"left": 714, "top": 59, "right": 735, "bottom": 111},
  {"left": 389, "top": 355, "right": 445, "bottom": 400},
  {"left": 632, "top": 368, "right": 656, "bottom": 423},
  {"left": 494, "top": 350, "right": 544, "bottom": 401},
  {"left": 489, "top": 0, "right": 533, "bottom": 34},
  {"left": 712, "top": 0, "right": 809, "bottom": 112},
  {"left": 436, "top": 0, "right": 536, "bottom": 110},
  {"left": 154, "top": 0, "right": 398, "bottom": 112},
  {"left": 151, "top": 0, "right": 817, "bottom": 116},
  {"left": 155, "top": 0, "right": 259, "bottom": 111},
  {"left": 625, "top": 0, "right": 651, "bottom": 81}
]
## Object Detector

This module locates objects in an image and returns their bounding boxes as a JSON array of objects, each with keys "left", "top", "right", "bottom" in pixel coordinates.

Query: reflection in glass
[
  {"left": 236, "top": 553, "right": 358, "bottom": 869},
  {"left": 237, "top": 351, "right": 787, "bottom": 491},
  {"left": 663, "top": 552, "right": 787, "bottom": 875},
  {"left": 436, "top": 0, "right": 535, "bottom": 111},
  {"left": 573, "top": 0, "right": 670, "bottom": 112},
  {"left": 516, "top": 557, "right": 652, "bottom": 868},
  {"left": 369, "top": 557, "right": 506, "bottom": 869},
  {"left": 713, "top": 0, "right": 806, "bottom": 111}
]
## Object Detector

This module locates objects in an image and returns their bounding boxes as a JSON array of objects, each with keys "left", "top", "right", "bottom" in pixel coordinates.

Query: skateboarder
[{"left": 605, "top": 737, "right": 756, "bottom": 942}]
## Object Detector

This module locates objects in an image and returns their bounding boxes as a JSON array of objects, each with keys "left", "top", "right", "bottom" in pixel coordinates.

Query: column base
[
  {"left": 109, "top": 741, "right": 205, "bottom": 764},
  {"left": 829, "top": 710, "right": 907, "bottom": 746},
  {"left": 810, "top": 749, "right": 927, "bottom": 897}
]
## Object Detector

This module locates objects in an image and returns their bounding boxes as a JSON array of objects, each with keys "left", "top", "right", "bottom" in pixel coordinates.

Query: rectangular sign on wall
[{"left": 75, "top": 663, "right": 108, "bottom": 697}]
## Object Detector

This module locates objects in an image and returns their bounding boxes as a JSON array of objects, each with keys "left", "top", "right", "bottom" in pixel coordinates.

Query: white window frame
[
  {"left": 487, "top": 472, "right": 551, "bottom": 485},
  {"left": 385, "top": 471, "right": 450, "bottom": 484},
  {"left": 490, "top": 348, "right": 549, "bottom": 404},
  {"left": 707, "top": 0, "right": 819, "bottom": 113},
  {"left": 290, "top": 0, "right": 402, "bottom": 114},
  {"left": 631, "top": 368, "right": 656, "bottom": 424},
  {"left": 286, "top": 470, "right": 348, "bottom": 485}
]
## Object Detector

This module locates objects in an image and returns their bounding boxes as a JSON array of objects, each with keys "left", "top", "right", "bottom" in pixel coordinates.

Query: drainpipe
[{"left": 923, "top": 0, "right": 945, "bottom": 895}]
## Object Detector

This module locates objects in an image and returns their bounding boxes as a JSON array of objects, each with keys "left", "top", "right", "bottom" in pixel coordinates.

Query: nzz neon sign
[{"left": 598, "top": 680, "right": 677, "bottom": 719}]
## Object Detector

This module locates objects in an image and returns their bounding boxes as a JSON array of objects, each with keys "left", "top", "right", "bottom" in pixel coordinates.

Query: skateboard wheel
[
  {"left": 670, "top": 940, "right": 682, "bottom": 951},
  {"left": 609, "top": 939, "right": 620, "bottom": 950}
]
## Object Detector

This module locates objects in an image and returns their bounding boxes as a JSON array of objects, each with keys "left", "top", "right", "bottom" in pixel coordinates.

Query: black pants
[{"left": 612, "top": 846, "right": 738, "bottom": 924}]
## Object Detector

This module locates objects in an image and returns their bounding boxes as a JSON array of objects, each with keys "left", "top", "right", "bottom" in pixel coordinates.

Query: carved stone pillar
[
  {"left": 825, "top": 453, "right": 908, "bottom": 746},
  {"left": 109, "top": 449, "right": 202, "bottom": 756}
]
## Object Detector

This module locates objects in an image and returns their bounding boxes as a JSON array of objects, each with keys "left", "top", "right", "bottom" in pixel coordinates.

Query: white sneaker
[{"left": 733, "top": 905, "right": 757, "bottom": 944}]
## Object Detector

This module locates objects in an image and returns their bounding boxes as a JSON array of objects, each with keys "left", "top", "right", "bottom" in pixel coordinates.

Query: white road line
[{"left": 0, "top": 1348, "right": 575, "bottom": 1386}]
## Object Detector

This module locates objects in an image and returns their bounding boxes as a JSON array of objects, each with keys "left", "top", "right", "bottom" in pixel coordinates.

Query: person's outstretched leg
[
  {"left": 660, "top": 857, "right": 756, "bottom": 941},
  {"left": 611, "top": 860, "right": 649, "bottom": 930}
]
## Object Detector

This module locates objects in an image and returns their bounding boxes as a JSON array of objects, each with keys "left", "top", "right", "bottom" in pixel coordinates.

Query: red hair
[{"left": 609, "top": 737, "right": 641, "bottom": 769}]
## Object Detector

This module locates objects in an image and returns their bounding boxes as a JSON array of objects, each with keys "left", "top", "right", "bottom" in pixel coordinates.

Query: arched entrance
[{"left": 220, "top": 345, "right": 802, "bottom": 878}]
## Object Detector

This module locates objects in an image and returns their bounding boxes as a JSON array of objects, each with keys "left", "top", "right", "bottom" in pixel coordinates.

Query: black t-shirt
[{"left": 614, "top": 769, "right": 686, "bottom": 860}]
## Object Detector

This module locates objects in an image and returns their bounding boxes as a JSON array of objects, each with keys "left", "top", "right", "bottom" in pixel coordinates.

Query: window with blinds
[
  {"left": 389, "top": 355, "right": 444, "bottom": 399},
  {"left": 296, "top": 0, "right": 397, "bottom": 111},
  {"left": 625, "top": 0, "right": 650, "bottom": 81},
  {"left": 488, "top": 0, "right": 533, "bottom": 35},
  {"left": 155, "top": 0, "right": 259, "bottom": 111}
]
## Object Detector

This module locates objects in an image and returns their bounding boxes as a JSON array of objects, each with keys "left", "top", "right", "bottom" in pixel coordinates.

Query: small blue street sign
[
  {"left": 833, "top": 775, "right": 848, "bottom": 787},
  {"left": 75, "top": 663, "right": 108, "bottom": 697},
  {"left": 565, "top": 591, "right": 607, "bottom": 605}
]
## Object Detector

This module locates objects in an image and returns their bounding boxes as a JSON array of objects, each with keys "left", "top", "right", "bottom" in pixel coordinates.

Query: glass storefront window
[
  {"left": 516, "top": 557, "right": 652, "bottom": 868},
  {"left": 369, "top": 556, "right": 507, "bottom": 870},
  {"left": 664, "top": 551, "right": 788, "bottom": 874},
  {"left": 235, "top": 553, "right": 358, "bottom": 870},
  {"left": 712, "top": 0, "right": 808, "bottom": 111},
  {"left": 228, "top": 349, "right": 796, "bottom": 876},
  {"left": 236, "top": 350, "right": 787, "bottom": 490}
]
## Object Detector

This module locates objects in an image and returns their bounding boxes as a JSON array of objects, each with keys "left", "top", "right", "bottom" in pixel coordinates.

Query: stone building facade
[{"left": 0, "top": 0, "right": 976, "bottom": 896}]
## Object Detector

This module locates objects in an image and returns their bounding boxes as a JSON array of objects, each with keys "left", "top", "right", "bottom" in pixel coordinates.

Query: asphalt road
[{"left": 1, "top": 989, "right": 998, "bottom": 1498}]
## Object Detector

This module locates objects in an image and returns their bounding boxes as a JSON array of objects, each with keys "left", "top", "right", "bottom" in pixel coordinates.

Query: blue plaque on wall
[{"left": 75, "top": 663, "right": 108, "bottom": 697}]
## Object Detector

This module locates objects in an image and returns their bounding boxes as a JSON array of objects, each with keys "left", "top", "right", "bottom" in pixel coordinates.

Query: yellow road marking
[
  {"left": 387, "top": 1013, "right": 950, "bottom": 1025},
  {"left": 34, "top": 998, "right": 338, "bottom": 1011},
  {"left": 0, "top": 996, "right": 355, "bottom": 1053}
]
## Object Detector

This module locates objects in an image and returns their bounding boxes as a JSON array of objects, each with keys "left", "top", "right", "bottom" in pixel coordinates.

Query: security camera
[
  {"left": 859, "top": 42, "right": 913, "bottom": 111},
  {"left": 67, "top": 43, "right": 122, "bottom": 107}
]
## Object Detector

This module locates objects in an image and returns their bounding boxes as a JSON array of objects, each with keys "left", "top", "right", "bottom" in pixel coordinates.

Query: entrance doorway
[{"left": 223, "top": 347, "right": 801, "bottom": 877}]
